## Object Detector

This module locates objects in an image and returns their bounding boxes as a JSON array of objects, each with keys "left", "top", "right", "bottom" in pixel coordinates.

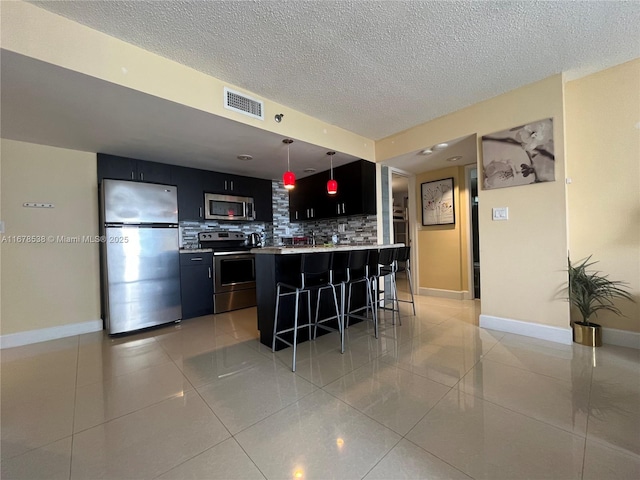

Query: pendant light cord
[{"left": 328, "top": 151, "right": 336, "bottom": 178}]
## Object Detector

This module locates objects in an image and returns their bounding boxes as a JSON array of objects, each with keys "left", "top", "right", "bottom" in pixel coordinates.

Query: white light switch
[{"left": 492, "top": 207, "right": 508, "bottom": 221}]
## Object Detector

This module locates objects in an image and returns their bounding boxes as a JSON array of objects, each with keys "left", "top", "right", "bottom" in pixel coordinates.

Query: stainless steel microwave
[{"left": 204, "top": 193, "right": 255, "bottom": 221}]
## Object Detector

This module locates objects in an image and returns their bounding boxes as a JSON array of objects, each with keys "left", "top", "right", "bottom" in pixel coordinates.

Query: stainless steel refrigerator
[{"left": 101, "top": 179, "right": 182, "bottom": 334}]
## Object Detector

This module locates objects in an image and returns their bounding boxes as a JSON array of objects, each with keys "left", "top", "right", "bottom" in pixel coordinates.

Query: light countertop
[{"left": 251, "top": 243, "right": 403, "bottom": 255}]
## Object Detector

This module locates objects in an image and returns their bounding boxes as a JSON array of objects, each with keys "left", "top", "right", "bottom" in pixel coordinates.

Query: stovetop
[{"left": 198, "top": 231, "right": 254, "bottom": 253}]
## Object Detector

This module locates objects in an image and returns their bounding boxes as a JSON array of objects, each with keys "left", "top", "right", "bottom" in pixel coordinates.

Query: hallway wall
[
  {"left": 378, "top": 75, "right": 569, "bottom": 331},
  {"left": 414, "top": 166, "right": 469, "bottom": 296}
]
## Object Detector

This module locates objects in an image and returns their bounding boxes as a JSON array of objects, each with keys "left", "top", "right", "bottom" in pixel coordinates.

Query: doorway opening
[
  {"left": 391, "top": 172, "right": 413, "bottom": 294},
  {"left": 382, "top": 133, "right": 479, "bottom": 303},
  {"left": 467, "top": 166, "right": 481, "bottom": 299},
  {"left": 391, "top": 173, "right": 410, "bottom": 247}
]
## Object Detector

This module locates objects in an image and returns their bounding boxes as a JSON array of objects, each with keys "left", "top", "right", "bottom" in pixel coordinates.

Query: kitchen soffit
[{"left": 0, "top": 51, "right": 360, "bottom": 181}]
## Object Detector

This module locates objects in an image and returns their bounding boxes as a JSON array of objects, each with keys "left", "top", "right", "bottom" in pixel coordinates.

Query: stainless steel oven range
[{"left": 198, "top": 231, "right": 256, "bottom": 313}]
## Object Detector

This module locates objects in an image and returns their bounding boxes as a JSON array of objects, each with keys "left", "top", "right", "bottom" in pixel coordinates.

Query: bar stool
[
  {"left": 372, "top": 247, "right": 401, "bottom": 325},
  {"left": 395, "top": 246, "right": 416, "bottom": 315},
  {"left": 367, "top": 249, "right": 380, "bottom": 325},
  {"left": 313, "top": 251, "right": 348, "bottom": 353},
  {"left": 272, "top": 252, "right": 342, "bottom": 372},
  {"left": 343, "top": 249, "right": 378, "bottom": 338}
]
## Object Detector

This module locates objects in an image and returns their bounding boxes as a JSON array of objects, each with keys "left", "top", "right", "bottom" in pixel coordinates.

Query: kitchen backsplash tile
[
  {"left": 272, "top": 180, "right": 377, "bottom": 245},
  {"left": 180, "top": 180, "right": 376, "bottom": 248},
  {"left": 179, "top": 220, "right": 269, "bottom": 249}
]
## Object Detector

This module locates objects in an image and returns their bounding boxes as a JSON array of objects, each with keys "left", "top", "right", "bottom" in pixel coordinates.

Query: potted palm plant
[{"left": 568, "top": 256, "right": 635, "bottom": 347}]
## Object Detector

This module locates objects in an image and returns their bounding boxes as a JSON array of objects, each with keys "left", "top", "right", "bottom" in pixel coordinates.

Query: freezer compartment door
[
  {"left": 104, "top": 226, "right": 181, "bottom": 334},
  {"left": 103, "top": 179, "right": 178, "bottom": 224}
]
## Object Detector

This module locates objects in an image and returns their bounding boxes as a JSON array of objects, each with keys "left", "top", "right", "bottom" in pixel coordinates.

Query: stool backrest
[
  {"left": 396, "top": 246, "right": 410, "bottom": 262},
  {"left": 301, "top": 252, "right": 332, "bottom": 288},
  {"left": 378, "top": 247, "right": 397, "bottom": 268},
  {"left": 367, "top": 249, "right": 380, "bottom": 277},
  {"left": 347, "top": 249, "right": 369, "bottom": 281},
  {"left": 330, "top": 251, "right": 350, "bottom": 284}
]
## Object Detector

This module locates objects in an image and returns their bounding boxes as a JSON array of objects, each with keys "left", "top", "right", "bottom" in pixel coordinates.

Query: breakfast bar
[{"left": 252, "top": 244, "right": 403, "bottom": 350}]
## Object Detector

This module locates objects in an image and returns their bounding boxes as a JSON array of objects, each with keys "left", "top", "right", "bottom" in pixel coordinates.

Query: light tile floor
[{"left": 1, "top": 292, "right": 639, "bottom": 479}]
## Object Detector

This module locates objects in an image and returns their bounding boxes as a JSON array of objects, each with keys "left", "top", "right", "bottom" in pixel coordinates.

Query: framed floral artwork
[
  {"left": 421, "top": 177, "right": 455, "bottom": 226},
  {"left": 481, "top": 117, "right": 555, "bottom": 190}
]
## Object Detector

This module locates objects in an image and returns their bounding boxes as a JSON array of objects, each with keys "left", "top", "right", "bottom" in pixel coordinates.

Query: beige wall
[
  {"left": 415, "top": 166, "right": 470, "bottom": 293},
  {"left": 379, "top": 75, "right": 569, "bottom": 329},
  {"left": 1, "top": 1, "right": 375, "bottom": 162},
  {"left": 565, "top": 59, "right": 640, "bottom": 332},
  {"left": 0, "top": 139, "right": 100, "bottom": 335}
]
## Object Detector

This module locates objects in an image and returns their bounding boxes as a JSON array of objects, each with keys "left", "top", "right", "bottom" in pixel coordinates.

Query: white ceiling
[{"left": 2, "top": 1, "right": 639, "bottom": 179}]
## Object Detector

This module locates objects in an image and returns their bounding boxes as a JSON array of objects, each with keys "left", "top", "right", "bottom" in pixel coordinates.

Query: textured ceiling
[{"left": 29, "top": 0, "right": 640, "bottom": 140}]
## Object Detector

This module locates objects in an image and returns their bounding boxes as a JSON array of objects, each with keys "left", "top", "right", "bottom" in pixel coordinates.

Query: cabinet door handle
[
  {"left": 199, "top": 207, "right": 203, "bottom": 218},
  {"left": 191, "top": 257, "right": 203, "bottom": 261},
  {"left": 208, "top": 267, "right": 212, "bottom": 278},
  {"left": 337, "top": 204, "right": 340, "bottom": 214},
  {"left": 131, "top": 171, "right": 134, "bottom": 180},
  {"left": 140, "top": 172, "right": 144, "bottom": 181},
  {"left": 295, "top": 211, "right": 298, "bottom": 220},
  {"left": 225, "top": 180, "right": 228, "bottom": 190},
  {"left": 230, "top": 180, "right": 234, "bottom": 190},
  {"left": 311, "top": 208, "right": 314, "bottom": 217}
]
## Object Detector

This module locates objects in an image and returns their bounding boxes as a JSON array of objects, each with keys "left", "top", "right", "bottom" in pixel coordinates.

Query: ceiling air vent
[{"left": 224, "top": 87, "right": 264, "bottom": 120}]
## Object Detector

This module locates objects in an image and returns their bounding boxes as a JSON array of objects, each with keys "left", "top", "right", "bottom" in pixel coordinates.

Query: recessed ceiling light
[
  {"left": 303, "top": 168, "right": 317, "bottom": 173},
  {"left": 434, "top": 143, "right": 449, "bottom": 150},
  {"left": 419, "top": 149, "right": 433, "bottom": 155},
  {"left": 446, "top": 155, "right": 462, "bottom": 162},
  {"left": 236, "top": 154, "right": 253, "bottom": 161}
]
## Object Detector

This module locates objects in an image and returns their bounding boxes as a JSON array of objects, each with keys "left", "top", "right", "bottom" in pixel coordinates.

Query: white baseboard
[
  {"left": 480, "top": 314, "right": 573, "bottom": 345},
  {"left": 419, "top": 288, "right": 468, "bottom": 300},
  {"left": 602, "top": 327, "right": 640, "bottom": 350},
  {"left": 0, "top": 320, "right": 103, "bottom": 349}
]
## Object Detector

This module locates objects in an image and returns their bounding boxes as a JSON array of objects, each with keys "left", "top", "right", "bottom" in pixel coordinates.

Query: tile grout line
[
  {"left": 152, "top": 329, "right": 323, "bottom": 480},
  {"left": 358, "top": 436, "right": 404, "bottom": 479},
  {"left": 453, "top": 336, "right": 591, "bottom": 440},
  {"left": 150, "top": 335, "right": 237, "bottom": 479},
  {"left": 401, "top": 437, "right": 476, "bottom": 480},
  {"left": 580, "top": 359, "right": 595, "bottom": 480},
  {"left": 68, "top": 334, "right": 81, "bottom": 480}
]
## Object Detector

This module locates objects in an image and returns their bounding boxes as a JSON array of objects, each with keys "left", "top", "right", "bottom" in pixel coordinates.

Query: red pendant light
[
  {"left": 282, "top": 139, "right": 295, "bottom": 190},
  {"left": 326, "top": 151, "right": 337, "bottom": 195}
]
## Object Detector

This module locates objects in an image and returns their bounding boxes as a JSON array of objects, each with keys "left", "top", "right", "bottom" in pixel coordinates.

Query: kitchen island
[{"left": 251, "top": 244, "right": 403, "bottom": 349}]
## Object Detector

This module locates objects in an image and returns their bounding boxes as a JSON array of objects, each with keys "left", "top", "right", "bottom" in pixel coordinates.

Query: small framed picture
[{"left": 421, "top": 177, "right": 455, "bottom": 226}]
